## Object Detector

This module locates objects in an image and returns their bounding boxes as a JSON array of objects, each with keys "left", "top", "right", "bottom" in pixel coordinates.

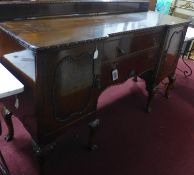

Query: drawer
[
  {"left": 103, "top": 29, "right": 163, "bottom": 63},
  {"left": 101, "top": 47, "right": 159, "bottom": 87},
  {"left": 130, "top": 30, "right": 162, "bottom": 52}
]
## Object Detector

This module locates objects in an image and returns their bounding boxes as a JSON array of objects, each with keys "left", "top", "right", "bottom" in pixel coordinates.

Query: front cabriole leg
[
  {"left": 140, "top": 71, "right": 158, "bottom": 113},
  {"left": 2, "top": 106, "right": 14, "bottom": 141},
  {"left": 165, "top": 75, "right": 176, "bottom": 99},
  {"left": 88, "top": 118, "right": 100, "bottom": 151},
  {"left": 32, "top": 141, "right": 56, "bottom": 175},
  {"left": 145, "top": 78, "right": 158, "bottom": 113}
]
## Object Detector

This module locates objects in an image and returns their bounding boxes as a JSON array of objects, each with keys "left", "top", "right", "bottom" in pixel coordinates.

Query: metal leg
[
  {"left": 177, "top": 52, "right": 193, "bottom": 78},
  {"left": 0, "top": 151, "right": 10, "bottom": 175},
  {"left": 177, "top": 40, "right": 193, "bottom": 78}
]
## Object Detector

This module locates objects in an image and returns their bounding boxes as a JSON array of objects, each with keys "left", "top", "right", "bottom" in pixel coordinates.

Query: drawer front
[
  {"left": 130, "top": 30, "right": 161, "bottom": 52},
  {"left": 103, "top": 28, "right": 163, "bottom": 63},
  {"left": 101, "top": 48, "right": 159, "bottom": 87}
]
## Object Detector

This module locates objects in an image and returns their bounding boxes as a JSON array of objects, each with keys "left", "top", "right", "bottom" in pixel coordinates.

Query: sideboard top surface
[{"left": 0, "top": 11, "right": 189, "bottom": 51}]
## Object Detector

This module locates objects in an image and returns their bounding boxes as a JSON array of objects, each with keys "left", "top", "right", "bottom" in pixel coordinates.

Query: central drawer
[
  {"left": 101, "top": 47, "right": 159, "bottom": 87},
  {"left": 103, "top": 28, "right": 163, "bottom": 63}
]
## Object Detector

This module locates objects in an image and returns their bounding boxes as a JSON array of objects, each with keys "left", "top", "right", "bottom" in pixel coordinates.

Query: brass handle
[{"left": 116, "top": 47, "right": 126, "bottom": 57}]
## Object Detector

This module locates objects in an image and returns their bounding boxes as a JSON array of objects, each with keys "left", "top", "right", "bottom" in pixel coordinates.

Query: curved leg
[
  {"left": 2, "top": 106, "right": 14, "bottom": 142},
  {"left": 133, "top": 75, "right": 138, "bottom": 82},
  {"left": 144, "top": 74, "right": 158, "bottom": 113},
  {"left": 88, "top": 118, "right": 100, "bottom": 151},
  {"left": 0, "top": 111, "right": 10, "bottom": 175},
  {"left": 177, "top": 54, "right": 193, "bottom": 78},
  {"left": 32, "top": 141, "right": 56, "bottom": 175},
  {"left": 165, "top": 75, "right": 176, "bottom": 99},
  {"left": 145, "top": 86, "right": 157, "bottom": 113}
]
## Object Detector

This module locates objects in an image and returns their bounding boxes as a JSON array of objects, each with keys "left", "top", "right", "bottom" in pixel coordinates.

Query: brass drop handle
[
  {"left": 153, "top": 38, "right": 157, "bottom": 47},
  {"left": 116, "top": 47, "right": 126, "bottom": 56}
]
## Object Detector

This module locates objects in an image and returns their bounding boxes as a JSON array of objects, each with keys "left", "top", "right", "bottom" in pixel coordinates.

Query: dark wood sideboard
[{"left": 0, "top": 0, "right": 189, "bottom": 174}]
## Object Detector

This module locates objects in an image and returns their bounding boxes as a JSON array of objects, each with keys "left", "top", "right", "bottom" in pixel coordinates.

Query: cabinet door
[{"left": 52, "top": 44, "right": 101, "bottom": 122}]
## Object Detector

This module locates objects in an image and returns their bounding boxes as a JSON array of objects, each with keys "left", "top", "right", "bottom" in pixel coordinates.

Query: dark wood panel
[{"left": 0, "top": 1, "right": 149, "bottom": 21}]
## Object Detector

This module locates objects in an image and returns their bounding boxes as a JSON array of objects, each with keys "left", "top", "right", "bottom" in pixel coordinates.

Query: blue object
[{"left": 155, "top": 0, "right": 173, "bottom": 15}]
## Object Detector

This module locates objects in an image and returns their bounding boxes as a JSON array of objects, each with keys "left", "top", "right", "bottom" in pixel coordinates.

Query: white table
[
  {"left": 0, "top": 63, "right": 24, "bottom": 141},
  {"left": 182, "top": 27, "right": 194, "bottom": 59},
  {"left": 0, "top": 63, "right": 24, "bottom": 99},
  {"left": 0, "top": 63, "right": 23, "bottom": 174},
  {"left": 185, "top": 26, "right": 194, "bottom": 42}
]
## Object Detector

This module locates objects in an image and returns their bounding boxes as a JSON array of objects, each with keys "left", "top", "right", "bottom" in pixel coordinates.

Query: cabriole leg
[
  {"left": 165, "top": 75, "right": 176, "bottom": 99},
  {"left": 32, "top": 141, "right": 56, "bottom": 175},
  {"left": 145, "top": 83, "right": 157, "bottom": 113},
  {"left": 88, "top": 118, "right": 100, "bottom": 151},
  {"left": 133, "top": 75, "right": 138, "bottom": 82},
  {"left": 2, "top": 106, "right": 14, "bottom": 142}
]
